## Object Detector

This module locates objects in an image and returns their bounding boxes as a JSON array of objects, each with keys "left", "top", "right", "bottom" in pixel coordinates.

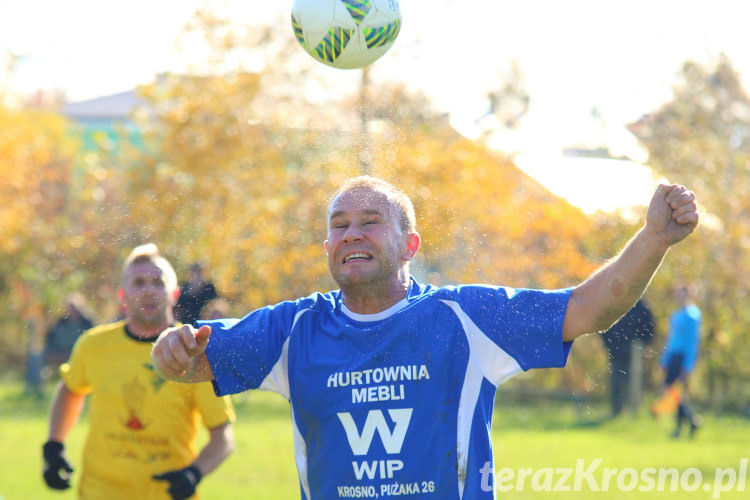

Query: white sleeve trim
[
  {"left": 258, "top": 336, "right": 291, "bottom": 399},
  {"left": 258, "top": 308, "right": 311, "bottom": 400},
  {"left": 440, "top": 299, "right": 523, "bottom": 387},
  {"left": 291, "top": 408, "right": 312, "bottom": 500},
  {"left": 455, "top": 351, "right": 485, "bottom": 499}
]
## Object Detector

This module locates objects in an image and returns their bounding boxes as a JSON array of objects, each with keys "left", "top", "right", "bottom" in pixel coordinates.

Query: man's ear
[
  {"left": 324, "top": 240, "right": 329, "bottom": 255},
  {"left": 172, "top": 288, "right": 181, "bottom": 302},
  {"left": 117, "top": 288, "right": 126, "bottom": 309},
  {"left": 404, "top": 232, "right": 421, "bottom": 261}
]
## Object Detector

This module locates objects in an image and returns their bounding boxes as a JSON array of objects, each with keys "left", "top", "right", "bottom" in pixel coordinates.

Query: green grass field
[{"left": 1, "top": 379, "right": 748, "bottom": 499}]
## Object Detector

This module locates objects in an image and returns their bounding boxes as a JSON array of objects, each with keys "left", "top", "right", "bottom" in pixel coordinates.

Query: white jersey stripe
[
  {"left": 259, "top": 336, "right": 291, "bottom": 399},
  {"left": 456, "top": 349, "right": 484, "bottom": 499},
  {"left": 258, "top": 309, "right": 311, "bottom": 399},
  {"left": 440, "top": 300, "right": 523, "bottom": 386},
  {"left": 291, "top": 409, "right": 312, "bottom": 500}
]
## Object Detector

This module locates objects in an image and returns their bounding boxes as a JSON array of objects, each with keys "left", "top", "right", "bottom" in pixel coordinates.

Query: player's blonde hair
[
  {"left": 121, "top": 243, "right": 178, "bottom": 291},
  {"left": 329, "top": 176, "right": 417, "bottom": 232}
]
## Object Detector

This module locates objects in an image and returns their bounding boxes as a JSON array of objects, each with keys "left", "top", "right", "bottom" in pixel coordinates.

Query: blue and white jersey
[{"left": 203, "top": 278, "right": 573, "bottom": 500}]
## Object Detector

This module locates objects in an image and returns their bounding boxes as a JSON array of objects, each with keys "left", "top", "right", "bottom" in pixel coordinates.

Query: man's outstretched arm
[
  {"left": 562, "top": 184, "right": 698, "bottom": 342},
  {"left": 152, "top": 325, "right": 215, "bottom": 382}
]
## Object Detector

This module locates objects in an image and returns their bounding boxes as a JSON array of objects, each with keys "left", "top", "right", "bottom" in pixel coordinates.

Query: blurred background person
[
  {"left": 24, "top": 319, "right": 45, "bottom": 398},
  {"left": 600, "top": 298, "right": 655, "bottom": 417},
  {"left": 175, "top": 263, "right": 218, "bottom": 325},
  {"left": 651, "top": 284, "right": 702, "bottom": 438},
  {"left": 200, "top": 297, "right": 231, "bottom": 321},
  {"left": 43, "top": 293, "right": 94, "bottom": 369}
]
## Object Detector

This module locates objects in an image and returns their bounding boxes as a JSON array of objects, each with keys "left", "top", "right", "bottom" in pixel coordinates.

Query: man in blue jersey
[
  {"left": 152, "top": 176, "right": 699, "bottom": 499},
  {"left": 655, "top": 284, "right": 702, "bottom": 437}
]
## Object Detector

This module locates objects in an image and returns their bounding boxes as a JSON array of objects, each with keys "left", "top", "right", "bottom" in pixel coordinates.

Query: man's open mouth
[{"left": 343, "top": 253, "right": 373, "bottom": 264}]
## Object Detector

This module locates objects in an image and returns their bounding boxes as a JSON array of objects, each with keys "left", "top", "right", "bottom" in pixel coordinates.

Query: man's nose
[{"left": 342, "top": 224, "right": 363, "bottom": 243}]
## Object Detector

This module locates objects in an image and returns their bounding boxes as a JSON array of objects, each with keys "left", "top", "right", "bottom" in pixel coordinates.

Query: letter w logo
[{"left": 336, "top": 409, "right": 413, "bottom": 455}]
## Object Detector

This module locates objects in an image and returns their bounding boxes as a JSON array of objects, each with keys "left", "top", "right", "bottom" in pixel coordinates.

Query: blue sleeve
[
  {"left": 200, "top": 300, "right": 300, "bottom": 396},
  {"left": 455, "top": 286, "right": 573, "bottom": 370}
]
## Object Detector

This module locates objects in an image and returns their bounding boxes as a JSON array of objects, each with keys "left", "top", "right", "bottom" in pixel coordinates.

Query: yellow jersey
[{"left": 60, "top": 321, "right": 235, "bottom": 500}]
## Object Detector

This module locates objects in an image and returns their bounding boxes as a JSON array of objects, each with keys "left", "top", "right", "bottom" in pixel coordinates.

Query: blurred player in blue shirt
[{"left": 657, "top": 284, "right": 702, "bottom": 437}]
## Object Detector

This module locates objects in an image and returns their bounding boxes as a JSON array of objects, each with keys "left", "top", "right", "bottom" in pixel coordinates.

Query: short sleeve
[
  {"left": 194, "top": 382, "right": 235, "bottom": 429},
  {"left": 201, "top": 300, "right": 301, "bottom": 396},
  {"left": 59, "top": 335, "right": 92, "bottom": 395},
  {"left": 454, "top": 285, "right": 573, "bottom": 371}
]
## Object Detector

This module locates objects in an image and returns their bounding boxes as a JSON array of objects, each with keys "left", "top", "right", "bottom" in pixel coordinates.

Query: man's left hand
[
  {"left": 645, "top": 184, "right": 699, "bottom": 246},
  {"left": 153, "top": 465, "right": 202, "bottom": 500}
]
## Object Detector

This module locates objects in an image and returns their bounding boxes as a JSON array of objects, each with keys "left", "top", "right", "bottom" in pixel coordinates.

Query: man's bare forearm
[
  {"left": 48, "top": 382, "right": 86, "bottom": 441},
  {"left": 563, "top": 226, "right": 669, "bottom": 340},
  {"left": 194, "top": 423, "right": 235, "bottom": 476}
]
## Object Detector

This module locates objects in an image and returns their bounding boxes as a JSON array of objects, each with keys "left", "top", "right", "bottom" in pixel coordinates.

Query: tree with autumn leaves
[
  {"left": 120, "top": 10, "right": 598, "bottom": 308},
  {"left": 3, "top": 14, "right": 748, "bottom": 411},
  {"left": 112, "top": 71, "right": 603, "bottom": 396},
  {"left": 0, "top": 106, "right": 79, "bottom": 367},
  {"left": 0, "top": 12, "right": 600, "bottom": 394}
]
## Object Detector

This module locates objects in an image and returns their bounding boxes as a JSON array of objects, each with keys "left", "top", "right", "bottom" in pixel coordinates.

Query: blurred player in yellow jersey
[{"left": 43, "top": 243, "right": 235, "bottom": 500}]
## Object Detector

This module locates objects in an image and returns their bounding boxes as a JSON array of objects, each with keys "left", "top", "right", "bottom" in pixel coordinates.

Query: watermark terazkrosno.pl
[{"left": 480, "top": 458, "right": 747, "bottom": 499}]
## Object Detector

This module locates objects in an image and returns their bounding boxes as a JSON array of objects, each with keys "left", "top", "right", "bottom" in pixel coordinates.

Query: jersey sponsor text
[{"left": 327, "top": 365, "right": 430, "bottom": 388}]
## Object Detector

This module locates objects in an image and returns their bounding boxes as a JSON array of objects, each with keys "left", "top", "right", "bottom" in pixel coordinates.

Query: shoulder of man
[
  {"left": 204, "top": 293, "right": 335, "bottom": 333},
  {"left": 77, "top": 321, "right": 126, "bottom": 342},
  {"left": 60, "top": 321, "right": 126, "bottom": 375}
]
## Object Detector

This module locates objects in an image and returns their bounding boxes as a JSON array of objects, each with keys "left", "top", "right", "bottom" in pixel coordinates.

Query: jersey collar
[
  {"left": 124, "top": 323, "right": 174, "bottom": 343},
  {"left": 337, "top": 277, "right": 422, "bottom": 322},
  {"left": 341, "top": 297, "right": 410, "bottom": 322}
]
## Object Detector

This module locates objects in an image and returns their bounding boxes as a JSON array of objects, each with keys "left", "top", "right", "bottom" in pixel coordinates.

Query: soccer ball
[{"left": 291, "top": 0, "right": 402, "bottom": 69}]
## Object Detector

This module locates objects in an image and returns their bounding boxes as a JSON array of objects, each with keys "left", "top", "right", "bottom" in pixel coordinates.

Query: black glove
[
  {"left": 153, "top": 465, "right": 203, "bottom": 500},
  {"left": 42, "top": 440, "right": 74, "bottom": 490}
]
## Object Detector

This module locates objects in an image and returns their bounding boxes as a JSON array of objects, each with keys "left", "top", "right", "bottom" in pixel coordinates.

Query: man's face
[
  {"left": 120, "top": 260, "right": 177, "bottom": 327},
  {"left": 325, "top": 188, "right": 413, "bottom": 290}
]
